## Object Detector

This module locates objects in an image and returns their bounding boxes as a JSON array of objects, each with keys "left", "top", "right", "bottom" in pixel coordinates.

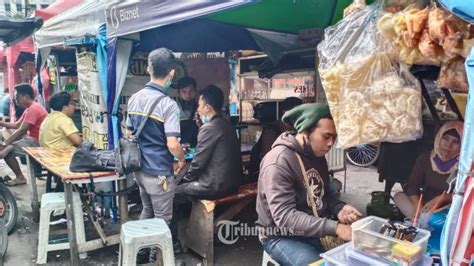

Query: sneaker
[
  {"left": 175, "top": 258, "right": 186, "bottom": 266},
  {"left": 136, "top": 248, "right": 150, "bottom": 264},
  {"left": 173, "top": 241, "right": 184, "bottom": 255}
]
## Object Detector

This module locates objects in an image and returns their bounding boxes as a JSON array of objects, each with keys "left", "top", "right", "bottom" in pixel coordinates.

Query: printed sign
[{"left": 76, "top": 52, "right": 109, "bottom": 150}]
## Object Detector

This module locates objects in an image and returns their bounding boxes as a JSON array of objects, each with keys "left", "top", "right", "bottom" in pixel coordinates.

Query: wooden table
[{"left": 23, "top": 147, "right": 127, "bottom": 266}]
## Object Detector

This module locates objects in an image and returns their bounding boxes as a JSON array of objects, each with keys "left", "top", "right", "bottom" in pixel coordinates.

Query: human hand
[
  {"left": 195, "top": 112, "right": 203, "bottom": 128},
  {"left": 423, "top": 196, "right": 439, "bottom": 211},
  {"left": 335, "top": 223, "right": 352, "bottom": 241},
  {"left": 176, "top": 160, "right": 187, "bottom": 174},
  {"left": 337, "top": 205, "right": 362, "bottom": 224}
]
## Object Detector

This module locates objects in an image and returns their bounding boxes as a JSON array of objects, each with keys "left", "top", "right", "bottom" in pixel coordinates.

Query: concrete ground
[{"left": 1, "top": 160, "right": 401, "bottom": 266}]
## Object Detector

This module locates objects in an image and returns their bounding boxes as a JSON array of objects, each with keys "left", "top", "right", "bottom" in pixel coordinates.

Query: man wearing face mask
[
  {"left": 126, "top": 48, "right": 186, "bottom": 262},
  {"left": 256, "top": 103, "right": 362, "bottom": 265},
  {"left": 176, "top": 77, "right": 199, "bottom": 147},
  {"left": 177, "top": 85, "right": 242, "bottom": 198}
]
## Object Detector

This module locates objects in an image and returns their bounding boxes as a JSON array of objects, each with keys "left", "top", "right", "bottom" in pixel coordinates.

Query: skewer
[{"left": 413, "top": 193, "right": 423, "bottom": 226}]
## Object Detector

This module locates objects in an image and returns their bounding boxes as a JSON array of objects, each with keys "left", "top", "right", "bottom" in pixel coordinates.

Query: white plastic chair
[
  {"left": 37, "top": 192, "right": 87, "bottom": 264},
  {"left": 262, "top": 250, "right": 280, "bottom": 266},
  {"left": 119, "top": 218, "right": 174, "bottom": 266}
]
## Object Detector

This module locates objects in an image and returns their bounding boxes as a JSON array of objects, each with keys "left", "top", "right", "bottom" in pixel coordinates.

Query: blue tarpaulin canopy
[{"left": 439, "top": 0, "right": 474, "bottom": 23}]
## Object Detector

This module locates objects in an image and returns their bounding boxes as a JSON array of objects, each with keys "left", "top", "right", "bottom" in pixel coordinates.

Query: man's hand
[
  {"left": 335, "top": 223, "right": 352, "bottom": 241},
  {"left": 195, "top": 112, "right": 203, "bottom": 128},
  {"left": 337, "top": 204, "right": 362, "bottom": 224},
  {"left": 176, "top": 160, "right": 186, "bottom": 174}
]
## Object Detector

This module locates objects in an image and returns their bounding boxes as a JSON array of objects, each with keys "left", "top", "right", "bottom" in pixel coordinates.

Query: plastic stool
[
  {"left": 119, "top": 218, "right": 174, "bottom": 266},
  {"left": 37, "top": 192, "right": 87, "bottom": 264},
  {"left": 262, "top": 251, "right": 280, "bottom": 266}
]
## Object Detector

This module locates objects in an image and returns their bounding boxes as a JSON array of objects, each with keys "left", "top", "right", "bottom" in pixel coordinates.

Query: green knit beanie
[{"left": 282, "top": 103, "right": 331, "bottom": 133}]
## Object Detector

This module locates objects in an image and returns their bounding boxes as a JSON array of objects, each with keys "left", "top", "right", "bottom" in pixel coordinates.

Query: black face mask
[
  {"left": 180, "top": 99, "right": 196, "bottom": 109},
  {"left": 303, "top": 137, "right": 315, "bottom": 160}
]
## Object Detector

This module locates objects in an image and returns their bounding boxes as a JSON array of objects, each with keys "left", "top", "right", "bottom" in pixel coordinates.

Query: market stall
[
  {"left": 0, "top": 16, "right": 42, "bottom": 119},
  {"left": 435, "top": 1, "right": 474, "bottom": 265},
  {"left": 34, "top": 0, "right": 109, "bottom": 148},
  {"left": 104, "top": 0, "right": 361, "bottom": 148},
  {"left": 316, "top": 0, "right": 473, "bottom": 264}
]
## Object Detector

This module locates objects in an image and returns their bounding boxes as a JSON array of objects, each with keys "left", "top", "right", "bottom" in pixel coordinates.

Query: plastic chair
[
  {"left": 37, "top": 192, "right": 87, "bottom": 264},
  {"left": 262, "top": 250, "right": 280, "bottom": 266},
  {"left": 119, "top": 218, "right": 174, "bottom": 266}
]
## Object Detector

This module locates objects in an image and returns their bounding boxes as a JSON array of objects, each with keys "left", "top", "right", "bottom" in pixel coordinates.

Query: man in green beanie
[{"left": 255, "top": 103, "right": 362, "bottom": 265}]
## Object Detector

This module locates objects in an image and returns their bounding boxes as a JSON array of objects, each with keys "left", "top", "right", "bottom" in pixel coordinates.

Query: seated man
[
  {"left": 39, "top": 91, "right": 82, "bottom": 149},
  {"left": 177, "top": 85, "right": 242, "bottom": 198},
  {"left": 256, "top": 103, "right": 361, "bottom": 265},
  {"left": 0, "top": 84, "right": 48, "bottom": 186}
]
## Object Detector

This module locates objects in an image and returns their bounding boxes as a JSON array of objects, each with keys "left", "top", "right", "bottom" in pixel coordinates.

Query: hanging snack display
[
  {"left": 438, "top": 57, "right": 469, "bottom": 92},
  {"left": 318, "top": 5, "right": 423, "bottom": 148},
  {"left": 377, "top": 5, "right": 474, "bottom": 92}
]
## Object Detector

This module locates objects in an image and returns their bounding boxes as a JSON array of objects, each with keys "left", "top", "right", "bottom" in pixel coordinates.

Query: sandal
[
  {"left": 0, "top": 175, "right": 12, "bottom": 183},
  {"left": 4, "top": 178, "right": 27, "bottom": 186}
]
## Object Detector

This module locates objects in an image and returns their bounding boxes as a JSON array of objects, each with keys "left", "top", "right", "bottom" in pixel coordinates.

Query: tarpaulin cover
[
  {"left": 441, "top": 47, "right": 474, "bottom": 265},
  {"left": 208, "top": 0, "right": 358, "bottom": 33},
  {"left": 138, "top": 19, "right": 261, "bottom": 52},
  {"left": 0, "top": 16, "right": 42, "bottom": 46},
  {"left": 34, "top": 0, "right": 84, "bottom": 21},
  {"left": 105, "top": 1, "right": 255, "bottom": 38},
  {"left": 439, "top": 0, "right": 474, "bottom": 23},
  {"left": 34, "top": 0, "right": 107, "bottom": 49}
]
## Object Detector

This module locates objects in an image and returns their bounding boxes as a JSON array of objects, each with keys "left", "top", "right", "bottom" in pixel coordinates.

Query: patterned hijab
[{"left": 430, "top": 121, "right": 464, "bottom": 174}]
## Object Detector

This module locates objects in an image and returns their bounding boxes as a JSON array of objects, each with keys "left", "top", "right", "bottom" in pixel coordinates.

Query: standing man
[
  {"left": 0, "top": 84, "right": 48, "bottom": 186},
  {"left": 256, "top": 103, "right": 361, "bottom": 265},
  {"left": 39, "top": 91, "right": 82, "bottom": 149},
  {"left": 176, "top": 77, "right": 199, "bottom": 147},
  {"left": 126, "top": 48, "right": 186, "bottom": 262}
]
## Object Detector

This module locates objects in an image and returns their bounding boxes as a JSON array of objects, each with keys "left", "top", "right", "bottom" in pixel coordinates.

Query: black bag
[
  {"left": 114, "top": 96, "right": 165, "bottom": 176},
  {"left": 70, "top": 142, "right": 116, "bottom": 172}
]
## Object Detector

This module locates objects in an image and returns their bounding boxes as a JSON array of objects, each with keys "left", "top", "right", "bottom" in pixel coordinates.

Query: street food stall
[
  {"left": 316, "top": 0, "right": 473, "bottom": 265},
  {"left": 12, "top": 0, "right": 472, "bottom": 265}
]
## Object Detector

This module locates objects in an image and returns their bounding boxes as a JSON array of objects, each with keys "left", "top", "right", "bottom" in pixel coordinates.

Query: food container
[
  {"left": 320, "top": 242, "right": 350, "bottom": 266},
  {"left": 351, "top": 216, "right": 431, "bottom": 265},
  {"left": 345, "top": 245, "right": 391, "bottom": 265}
]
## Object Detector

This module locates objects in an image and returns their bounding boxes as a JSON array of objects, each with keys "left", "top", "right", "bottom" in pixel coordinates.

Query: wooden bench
[{"left": 184, "top": 182, "right": 258, "bottom": 266}]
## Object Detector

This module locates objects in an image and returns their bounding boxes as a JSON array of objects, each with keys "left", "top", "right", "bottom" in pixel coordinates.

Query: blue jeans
[{"left": 261, "top": 237, "right": 324, "bottom": 266}]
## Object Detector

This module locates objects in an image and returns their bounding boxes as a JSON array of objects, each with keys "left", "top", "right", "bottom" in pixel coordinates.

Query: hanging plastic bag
[
  {"left": 318, "top": 5, "right": 423, "bottom": 148},
  {"left": 337, "top": 58, "right": 423, "bottom": 147},
  {"left": 318, "top": 5, "right": 382, "bottom": 127},
  {"left": 437, "top": 57, "right": 469, "bottom": 93},
  {"left": 344, "top": 0, "right": 366, "bottom": 18}
]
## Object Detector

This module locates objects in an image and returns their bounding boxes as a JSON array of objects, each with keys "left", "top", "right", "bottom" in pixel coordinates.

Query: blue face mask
[
  {"left": 164, "top": 80, "right": 172, "bottom": 89},
  {"left": 201, "top": 116, "right": 209, "bottom": 124}
]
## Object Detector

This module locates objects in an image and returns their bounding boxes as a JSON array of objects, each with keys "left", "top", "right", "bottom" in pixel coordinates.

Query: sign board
[{"left": 76, "top": 52, "right": 109, "bottom": 150}]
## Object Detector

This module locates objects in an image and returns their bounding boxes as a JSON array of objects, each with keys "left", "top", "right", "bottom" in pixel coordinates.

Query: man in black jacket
[{"left": 177, "top": 85, "right": 242, "bottom": 198}]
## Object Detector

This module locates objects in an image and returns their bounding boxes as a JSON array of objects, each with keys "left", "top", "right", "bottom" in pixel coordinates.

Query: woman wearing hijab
[{"left": 394, "top": 121, "right": 464, "bottom": 218}]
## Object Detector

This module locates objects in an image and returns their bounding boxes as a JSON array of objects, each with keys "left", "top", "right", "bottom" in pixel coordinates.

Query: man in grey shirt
[{"left": 126, "top": 48, "right": 185, "bottom": 262}]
